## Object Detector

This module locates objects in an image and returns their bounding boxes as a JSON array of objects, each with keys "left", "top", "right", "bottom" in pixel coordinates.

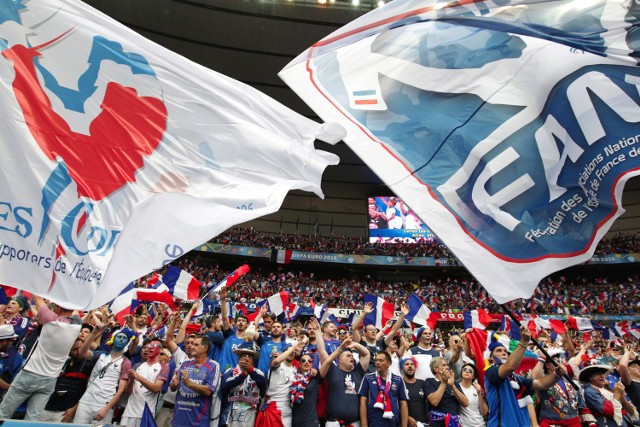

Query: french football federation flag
[
  {"left": 208, "top": 264, "right": 250, "bottom": 294},
  {"left": 406, "top": 294, "right": 431, "bottom": 326},
  {"left": 566, "top": 316, "right": 595, "bottom": 331},
  {"left": 109, "top": 282, "right": 137, "bottom": 325},
  {"left": 463, "top": 309, "right": 493, "bottom": 330},
  {"left": 162, "top": 266, "right": 202, "bottom": 301},
  {"left": 363, "top": 294, "right": 394, "bottom": 330}
]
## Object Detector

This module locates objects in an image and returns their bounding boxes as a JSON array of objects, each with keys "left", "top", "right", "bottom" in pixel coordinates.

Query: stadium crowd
[
  {"left": 0, "top": 287, "right": 637, "bottom": 427},
  {"left": 173, "top": 257, "right": 640, "bottom": 316},
  {"left": 211, "top": 228, "right": 640, "bottom": 260},
  {"left": 0, "top": 230, "right": 638, "bottom": 426}
]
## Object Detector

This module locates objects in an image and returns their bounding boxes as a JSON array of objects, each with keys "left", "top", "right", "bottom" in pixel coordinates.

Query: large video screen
[{"left": 368, "top": 196, "right": 435, "bottom": 243}]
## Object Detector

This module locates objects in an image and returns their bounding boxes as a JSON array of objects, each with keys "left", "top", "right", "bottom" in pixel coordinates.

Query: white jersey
[
  {"left": 122, "top": 361, "right": 167, "bottom": 418},
  {"left": 79, "top": 352, "right": 131, "bottom": 407}
]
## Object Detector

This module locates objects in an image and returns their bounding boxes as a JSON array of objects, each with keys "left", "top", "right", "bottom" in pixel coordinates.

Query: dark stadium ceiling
[{"left": 85, "top": 0, "right": 640, "bottom": 239}]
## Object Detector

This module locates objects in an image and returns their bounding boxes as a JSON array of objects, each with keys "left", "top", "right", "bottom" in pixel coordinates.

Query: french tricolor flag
[
  {"left": 310, "top": 299, "right": 330, "bottom": 322},
  {"left": 406, "top": 294, "right": 431, "bottom": 327},
  {"left": 109, "top": 282, "right": 137, "bottom": 325},
  {"left": 208, "top": 264, "right": 250, "bottom": 294},
  {"left": 162, "top": 266, "right": 202, "bottom": 301},
  {"left": 257, "top": 292, "right": 290, "bottom": 316},
  {"left": 364, "top": 294, "right": 394, "bottom": 330},
  {"left": 135, "top": 283, "right": 178, "bottom": 310},
  {"left": 463, "top": 309, "right": 493, "bottom": 330},
  {"left": 566, "top": 316, "right": 595, "bottom": 331}
]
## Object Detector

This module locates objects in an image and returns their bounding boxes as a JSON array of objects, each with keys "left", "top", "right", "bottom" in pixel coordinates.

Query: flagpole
[{"left": 500, "top": 304, "right": 580, "bottom": 391}]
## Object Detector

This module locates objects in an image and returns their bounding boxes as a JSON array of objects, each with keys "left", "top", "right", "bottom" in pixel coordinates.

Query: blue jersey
[
  {"left": 173, "top": 359, "right": 220, "bottom": 427},
  {"left": 358, "top": 372, "right": 408, "bottom": 427},
  {"left": 258, "top": 340, "right": 290, "bottom": 375},
  {"left": 485, "top": 365, "right": 533, "bottom": 427},
  {"left": 218, "top": 331, "right": 250, "bottom": 372}
]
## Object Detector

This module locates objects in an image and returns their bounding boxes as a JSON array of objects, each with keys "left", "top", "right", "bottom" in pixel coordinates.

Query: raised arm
[
  {"left": 220, "top": 287, "right": 231, "bottom": 332},
  {"left": 618, "top": 346, "right": 635, "bottom": 386},
  {"left": 384, "top": 304, "right": 409, "bottom": 346},
  {"left": 498, "top": 327, "right": 531, "bottom": 379},
  {"left": 351, "top": 302, "right": 374, "bottom": 343},
  {"left": 319, "top": 337, "right": 351, "bottom": 378},
  {"left": 272, "top": 341, "right": 304, "bottom": 367},
  {"left": 176, "top": 303, "right": 197, "bottom": 344}
]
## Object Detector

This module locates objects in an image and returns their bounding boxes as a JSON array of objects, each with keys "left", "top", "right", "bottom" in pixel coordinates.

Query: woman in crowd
[{"left": 458, "top": 362, "right": 487, "bottom": 427}]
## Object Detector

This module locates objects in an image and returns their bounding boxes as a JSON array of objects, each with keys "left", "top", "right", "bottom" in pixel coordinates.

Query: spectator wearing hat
[
  {"left": 0, "top": 296, "right": 30, "bottom": 344},
  {"left": 337, "top": 325, "right": 350, "bottom": 342},
  {"left": 618, "top": 347, "right": 640, "bottom": 413},
  {"left": 219, "top": 341, "right": 267, "bottom": 427},
  {"left": 40, "top": 338, "right": 95, "bottom": 423},
  {"left": 485, "top": 326, "right": 566, "bottom": 427},
  {"left": 0, "top": 325, "right": 22, "bottom": 403},
  {"left": 533, "top": 351, "right": 594, "bottom": 427},
  {"left": 0, "top": 295, "right": 82, "bottom": 421},
  {"left": 582, "top": 364, "right": 637, "bottom": 427},
  {"left": 401, "top": 357, "right": 429, "bottom": 427}
]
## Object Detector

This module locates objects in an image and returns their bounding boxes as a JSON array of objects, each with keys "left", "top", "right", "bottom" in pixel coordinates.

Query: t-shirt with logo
[
  {"left": 122, "top": 361, "right": 170, "bottom": 417},
  {"left": 324, "top": 363, "right": 365, "bottom": 424},
  {"left": 173, "top": 358, "right": 220, "bottom": 427},
  {"left": 79, "top": 352, "right": 131, "bottom": 407},
  {"left": 405, "top": 379, "right": 429, "bottom": 423}
]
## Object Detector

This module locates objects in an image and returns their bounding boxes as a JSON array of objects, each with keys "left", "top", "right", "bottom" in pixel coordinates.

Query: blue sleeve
[
  {"left": 249, "top": 368, "right": 268, "bottom": 395},
  {"left": 10, "top": 354, "right": 23, "bottom": 378},
  {"left": 206, "top": 331, "right": 225, "bottom": 346},
  {"left": 424, "top": 378, "right": 439, "bottom": 396},
  {"left": 584, "top": 385, "right": 608, "bottom": 415},
  {"left": 398, "top": 377, "right": 409, "bottom": 401},
  {"left": 515, "top": 374, "right": 534, "bottom": 393},
  {"left": 358, "top": 375, "right": 371, "bottom": 398}
]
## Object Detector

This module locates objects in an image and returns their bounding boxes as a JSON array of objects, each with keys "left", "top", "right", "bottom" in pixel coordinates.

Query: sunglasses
[
  {"left": 300, "top": 358, "right": 313, "bottom": 363},
  {"left": 338, "top": 330, "right": 348, "bottom": 335},
  {"left": 462, "top": 367, "right": 474, "bottom": 373}
]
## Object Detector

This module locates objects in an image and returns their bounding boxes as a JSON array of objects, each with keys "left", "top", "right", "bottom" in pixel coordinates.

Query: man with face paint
[
  {"left": 121, "top": 339, "right": 170, "bottom": 427},
  {"left": 73, "top": 322, "right": 132, "bottom": 424},
  {"left": 485, "top": 326, "right": 565, "bottom": 427}
]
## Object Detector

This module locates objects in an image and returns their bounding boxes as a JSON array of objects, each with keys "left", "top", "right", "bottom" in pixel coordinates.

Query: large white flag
[
  {"left": 281, "top": 0, "right": 640, "bottom": 303},
  {"left": 0, "top": 0, "right": 341, "bottom": 309}
]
